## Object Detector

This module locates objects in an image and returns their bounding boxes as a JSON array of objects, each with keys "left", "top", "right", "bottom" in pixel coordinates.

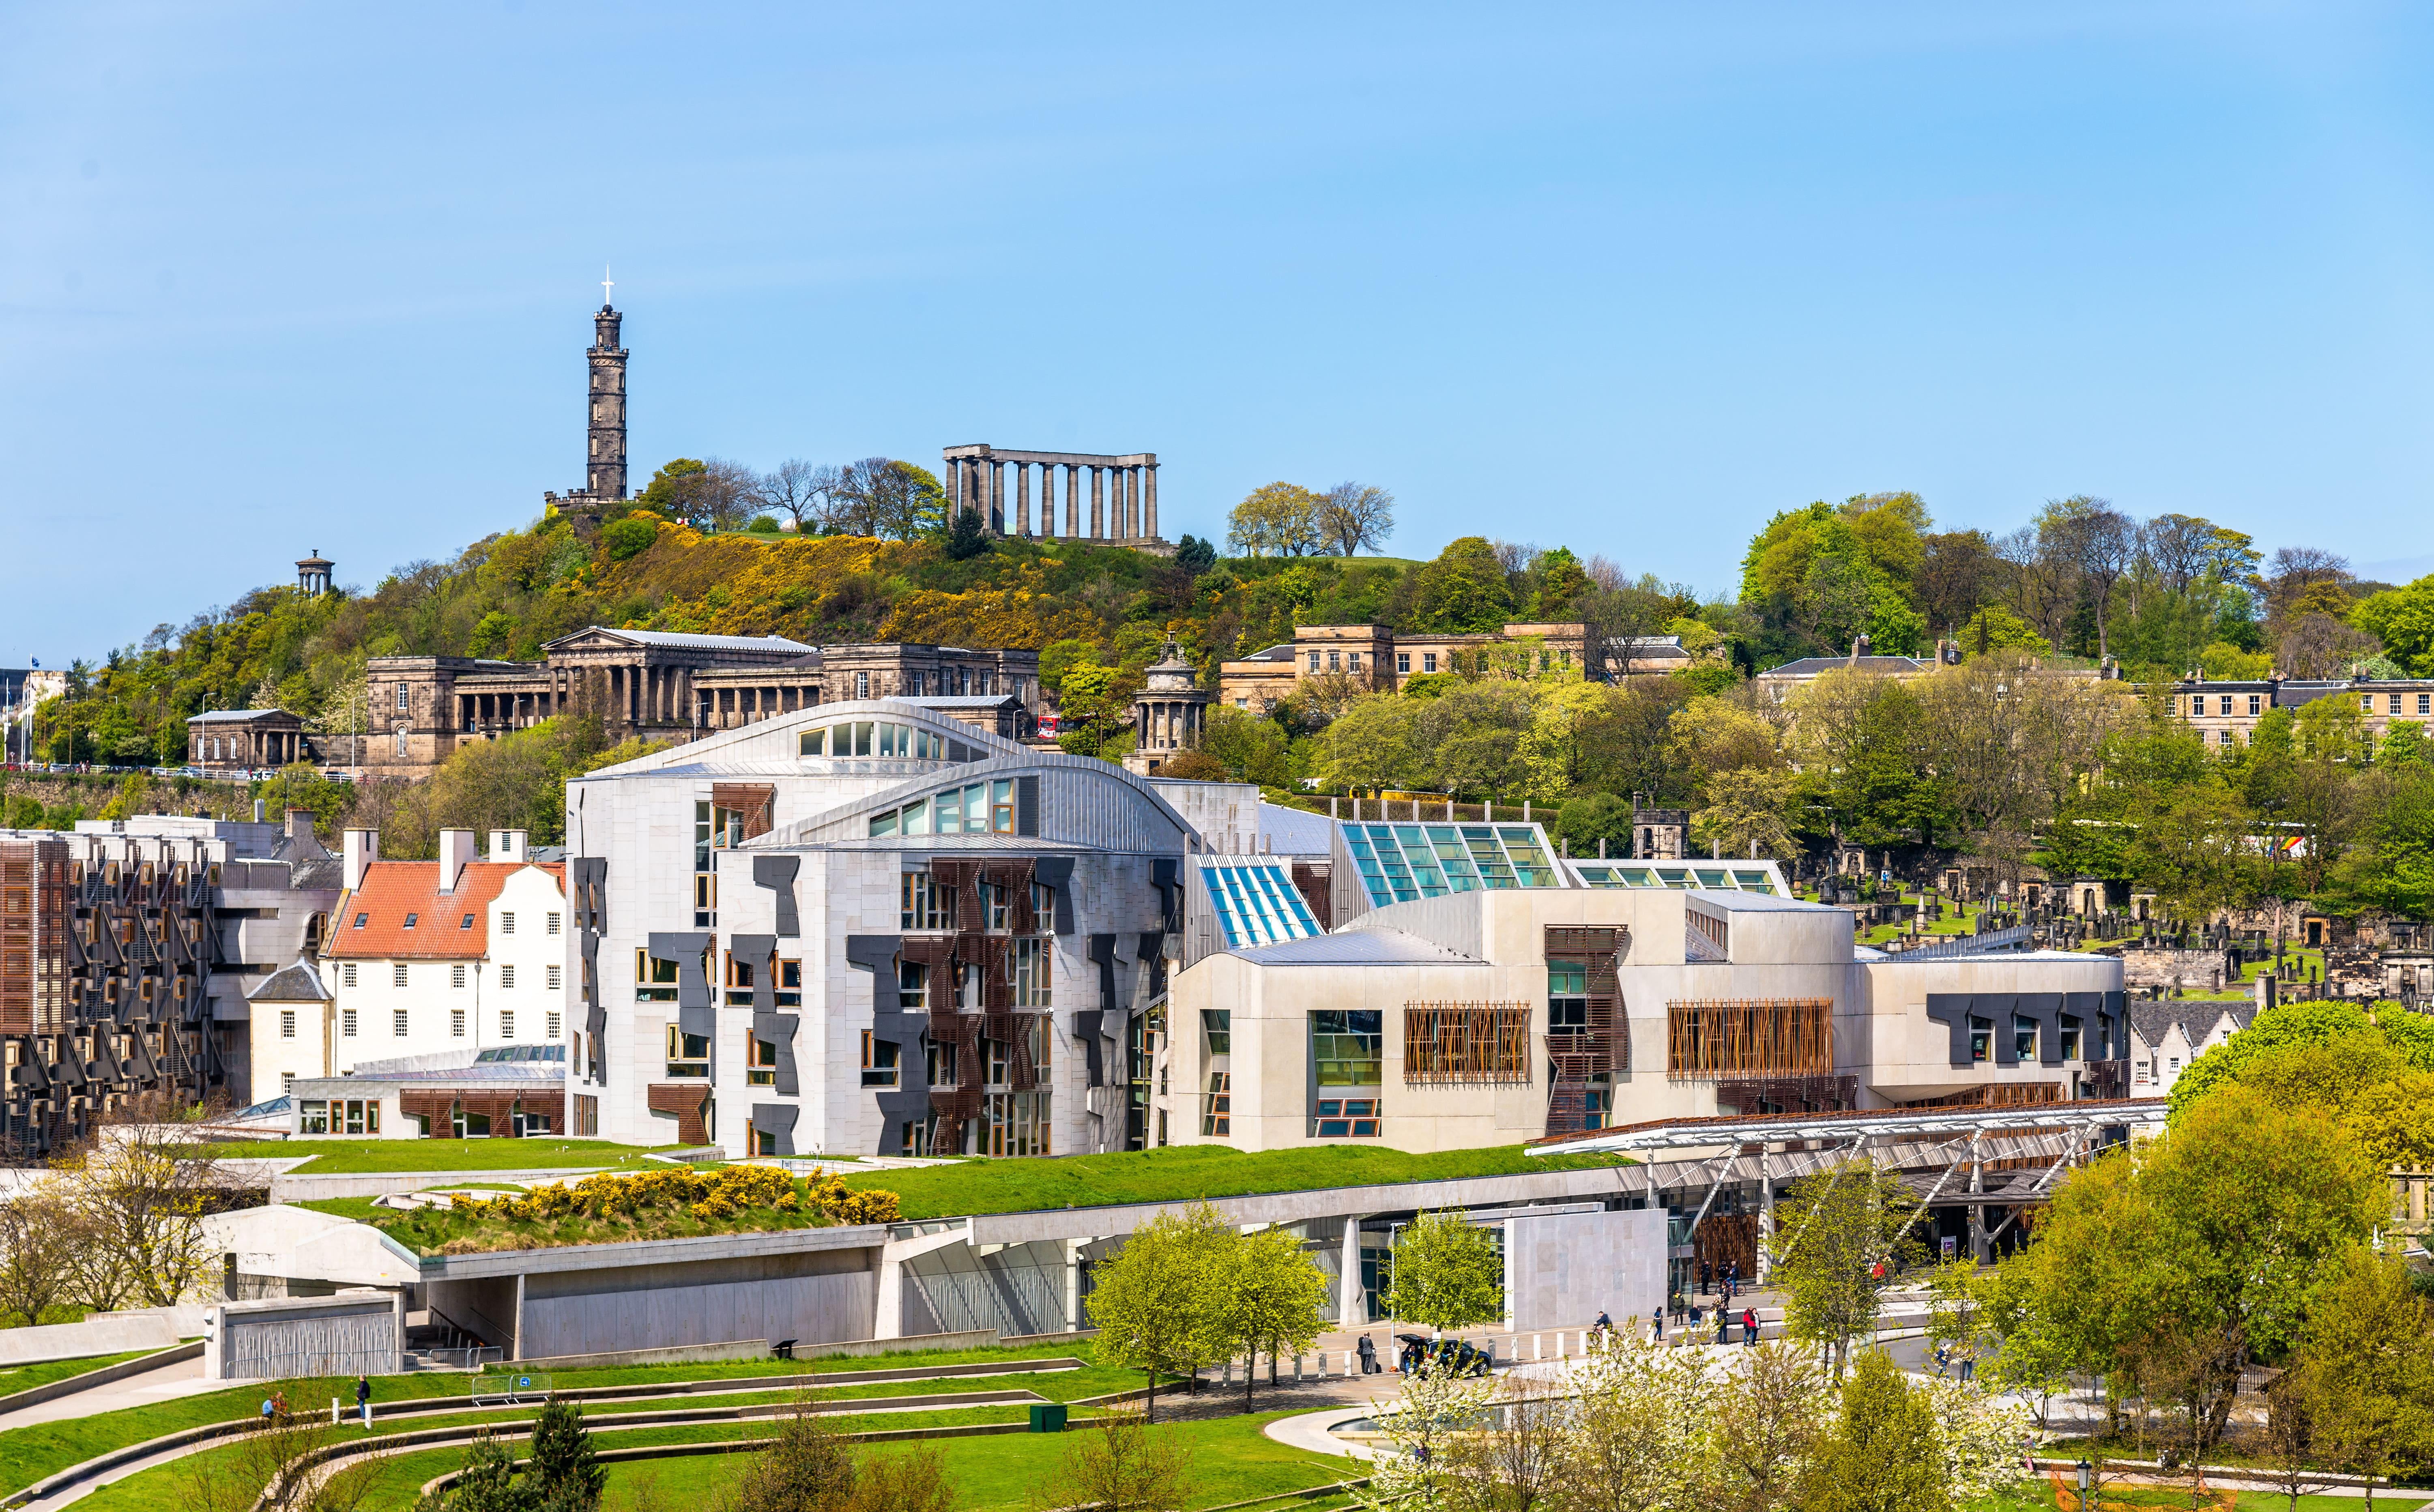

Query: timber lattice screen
[
  {"left": 1403, "top": 1003, "right": 1532, "bottom": 1084},
  {"left": 1666, "top": 998, "right": 1834, "bottom": 1080}
]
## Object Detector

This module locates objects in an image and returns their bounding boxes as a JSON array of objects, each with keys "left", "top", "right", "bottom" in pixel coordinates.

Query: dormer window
[
  {"left": 402, "top": 913, "right": 419, "bottom": 930},
  {"left": 460, "top": 914, "right": 475, "bottom": 930},
  {"left": 353, "top": 913, "right": 368, "bottom": 929}
]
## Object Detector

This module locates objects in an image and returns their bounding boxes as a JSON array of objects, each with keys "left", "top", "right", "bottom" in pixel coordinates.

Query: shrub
[{"left": 602, "top": 516, "right": 658, "bottom": 563}]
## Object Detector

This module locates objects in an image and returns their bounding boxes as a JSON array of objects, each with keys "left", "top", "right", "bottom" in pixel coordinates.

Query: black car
[{"left": 1396, "top": 1333, "right": 1492, "bottom": 1378}]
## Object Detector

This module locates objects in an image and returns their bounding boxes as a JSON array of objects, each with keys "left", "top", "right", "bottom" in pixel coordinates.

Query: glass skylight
[
  {"left": 1343, "top": 823, "right": 1566, "bottom": 907},
  {"left": 1569, "top": 862, "right": 1783, "bottom": 894},
  {"left": 1202, "top": 863, "right": 1322, "bottom": 947}
]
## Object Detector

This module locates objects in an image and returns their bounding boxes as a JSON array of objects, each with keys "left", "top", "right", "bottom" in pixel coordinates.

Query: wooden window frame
[{"left": 1401, "top": 1003, "right": 1532, "bottom": 1084}]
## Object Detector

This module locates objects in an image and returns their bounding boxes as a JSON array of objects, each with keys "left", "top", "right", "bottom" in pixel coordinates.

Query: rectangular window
[
  {"left": 402, "top": 913, "right": 418, "bottom": 930},
  {"left": 665, "top": 1026, "right": 711, "bottom": 1077},
  {"left": 1970, "top": 1016, "right": 1993, "bottom": 1063},
  {"left": 902, "top": 872, "right": 951, "bottom": 930},
  {"left": 395, "top": 728, "right": 408, "bottom": 758},
  {"left": 280, "top": 1009, "right": 296, "bottom": 1039},
  {"left": 856, "top": 671, "right": 870, "bottom": 698},
  {"left": 1010, "top": 938, "right": 1053, "bottom": 1007},
  {"left": 898, "top": 960, "right": 929, "bottom": 1010},
  {"left": 1312, "top": 1097, "right": 1381, "bottom": 1138},
  {"left": 395, "top": 684, "right": 409, "bottom": 713},
  {"left": 636, "top": 950, "right": 681, "bottom": 1001},
  {"left": 546, "top": 1009, "right": 561, "bottom": 1039},
  {"left": 1306, "top": 651, "right": 1320, "bottom": 671},
  {"left": 900, "top": 1119, "right": 932, "bottom": 1157},
  {"left": 1327, "top": 651, "right": 1341, "bottom": 670},
  {"left": 1666, "top": 999, "right": 1833, "bottom": 1078},
  {"left": 501, "top": 964, "right": 516, "bottom": 989},
  {"left": 546, "top": 964, "right": 562, "bottom": 992},
  {"left": 342, "top": 962, "right": 358, "bottom": 988},
  {"left": 991, "top": 779, "right": 1016, "bottom": 833},
  {"left": 573, "top": 1094, "right": 599, "bottom": 1137},
  {"left": 2249, "top": 695, "right": 2262, "bottom": 715},
  {"left": 1423, "top": 653, "right": 1438, "bottom": 673},
  {"left": 393, "top": 1009, "right": 408, "bottom": 1036},
  {"left": 501, "top": 912, "right": 514, "bottom": 934},
  {"left": 2014, "top": 1016, "right": 2039, "bottom": 1061},
  {"left": 393, "top": 962, "right": 408, "bottom": 987},
  {"left": 2059, "top": 1017, "right": 2082, "bottom": 1061},
  {"left": 2220, "top": 728, "right": 2234, "bottom": 747},
  {"left": 2221, "top": 695, "right": 2235, "bottom": 715},
  {"left": 925, "top": 1034, "right": 958, "bottom": 1088},
  {"left": 2392, "top": 694, "right": 2406, "bottom": 715},
  {"left": 501, "top": 1010, "right": 516, "bottom": 1040},
  {"left": 1031, "top": 881, "right": 1058, "bottom": 936},
  {"left": 451, "top": 964, "right": 466, "bottom": 989},
  {"left": 460, "top": 913, "right": 474, "bottom": 930},
  {"left": 980, "top": 1090, "right": 1053, "bottom": 1157},
  {"left": 861, "top": 1031, "right": 900, "bottom": 1087},
  {"left": 1202, "top": 1008, "right": 1231, "bottom": 1056},
  {"left": 1311, "top": 1010, "right": 1383, "bottom": 1087},
  {"left": 1403, "top": 1003, "right": 1531, "bottom": 1082},
  {"left": 547, "top": 911, "right": 561, "bottom": 936},
  {"left": 723, "top": 950, "right": 756, "bottom": 1005},
  {"left": 774, "top": 959, "right": 798, "bottom": 1006},
  {"left": 1347, "top": 651, "right": 1362, "bottom": 670},
  {"left": 1396, "top": 653, "right": 1410, "bottom": 674},
  {"left": 300, "top": 1100, "right": 328, "bottom": 1134},
  {"left": 452, "top": 1007, "right": 466, "bottom": 1038},
  {"left": 1202, "top": 1072, "right": 1231, "bottom": 1136},
  {"left": 749, "top": 1036, "right": 778, "bottom": 1086},
  {"left": 342, "top": 1008, "right": 358, "bottom": 1038},
  {"left": 2421, "top": 694, "right": 2432, "bottom": 716}
]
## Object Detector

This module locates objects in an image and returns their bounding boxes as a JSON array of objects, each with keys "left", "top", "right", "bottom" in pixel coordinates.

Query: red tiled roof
[{"left": 326, "top": 861, "right": 549, "bottom": 960}]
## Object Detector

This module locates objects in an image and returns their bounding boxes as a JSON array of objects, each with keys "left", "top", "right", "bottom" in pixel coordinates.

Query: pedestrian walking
[
  {"left": 1934, "top": 1345, "right": 1949, "bottom": 1376},
  {"left": 355, "top": 1373, "right": 371, "bottom": 1428},
  {"left": 1741, "top": 1307, "right": 1758, "bottom": 1347},
  {"left": 1960, "top": 1355, "right": 1975, "bottom": 1384},
  {"left": 1716, "top": 1310, "right": 1729, "bottom": 1344},
  {"left": 1357, "top": 1334, "right": 1380, "bottom": 1375},
  {"left": 1699, "top": 1259, "right": 1712, "bottom": 1295},
  {"left": 1651, "top": 1305, "right": 1663, "bottom": 1342}
]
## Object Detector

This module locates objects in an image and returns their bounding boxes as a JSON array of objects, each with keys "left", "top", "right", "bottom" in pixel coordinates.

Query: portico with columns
[
  {"left": 941, "top": 445, "right": 1166, "bottom": 547},
  {"left": 1123, "top": 640, "right": 1210, "bottom": 777}
]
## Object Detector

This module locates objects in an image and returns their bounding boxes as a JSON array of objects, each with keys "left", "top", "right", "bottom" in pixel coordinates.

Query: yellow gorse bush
[{"left": 442, "top": 1164, "right": 898, "bottom": 1230}]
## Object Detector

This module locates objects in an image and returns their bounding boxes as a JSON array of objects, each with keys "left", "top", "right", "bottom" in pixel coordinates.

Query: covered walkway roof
[{"left": 1527, "top": 1097, "right": 2171, "bottom": 1154}]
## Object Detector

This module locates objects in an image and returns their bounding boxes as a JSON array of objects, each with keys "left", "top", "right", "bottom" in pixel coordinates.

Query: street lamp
[{"left": 2075, "top": 1459, "right": 2091, "bottom": 1509}]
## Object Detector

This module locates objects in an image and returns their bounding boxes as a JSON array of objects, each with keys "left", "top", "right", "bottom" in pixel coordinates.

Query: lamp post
[{"left": 2075, "top": 1459, "right": 2091, "bottom": 1510}]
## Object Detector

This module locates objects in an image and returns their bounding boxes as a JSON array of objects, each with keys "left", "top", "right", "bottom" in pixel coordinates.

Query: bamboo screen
[
  {"left": 1403, "top": 1003, "right": 1532, "bottom": 1084},
  {"left": 1666, "top": 998, "right": 1834, "bottom": 1080}
]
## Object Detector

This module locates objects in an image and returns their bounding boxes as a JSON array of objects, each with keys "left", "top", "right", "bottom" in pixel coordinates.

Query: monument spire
[{"left": 587, "top": 283, "right": 628, "bottom": 500}]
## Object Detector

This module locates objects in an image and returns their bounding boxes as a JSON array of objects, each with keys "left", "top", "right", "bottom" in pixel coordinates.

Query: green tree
[
  {"left": 1055, "top": 664, "right": 1131, "bottom": 761},
  {"left": 2288, "top": 1247, "right": 2434, "bottom": 1508},
  {"left": 944, "top": 506, "right": 989, "bottom": 561},
  {"left": 1314, "top": 482, "right": 1396, "bottom": 558},
  {"left": 428, "top": 1428, "right": 536, "bottom": 1511},
  {"left": 1550, "top": 793, "right": 1634, "bottom": 858},
  {"left": 714, "top": 1396, "right": 854, "bottom": 1512},
  {"left": 1220, "top": 1223, "right": 1328, "bottom": 1409},
  {"left": 1763, "top": 1159, "right": 1922, "bottom": 1379},
  {"left": 1528, "top": 546, "right": 1590, "bottom": 618},
  {"left": 1087, "top": 1200, "right": 1233, "bottom": 1422},
  {"left": 1198, "top": 704, "right": 1294, "bottom": 788},
  {"left": 2351, "top": 573, "right": 2434, "bottom": 675},
  {"left": 1315, "top": 696, "right": 1420, "bottom": 793},
  {"left": 601, "top": 516, "right": 657, "bottom": 563},
  {"left": 1691, "top": 768, "right": 1802, "bottom": 860},
  {"left": 523, "top": 1398, "right": 604, "bottom": 1510},
  {"left": 1404, "top": 537, "right": 1517, "bottom": 634},
  {"left": 1034, "top": 1411, "right": 1195, "bottom": 1512},
  {"left": 1797, "top": 1351, "right": 1950, "bottom": 1512},
  {"left": 1227, "top": 483, "right": 1323, "bottom": 557},
  {"left": 1382, "top": 1209, "right": 1503, "bottom": 1333}
]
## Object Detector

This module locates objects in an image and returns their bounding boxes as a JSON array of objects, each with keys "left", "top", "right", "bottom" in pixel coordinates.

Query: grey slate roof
[
  {"left": 1762, "top": 655, "right": 1932, "bottom": 677},
  {"left": 187, "top": 708, "right": 292, "bottom": 724},
  {"left": 579, "top": 629, "right": 816, "bottom": 653},
  {"left": 247, "top": 958, "right": 330, "bottom": 1003},
  {"left": 1228, "top": 928, "right": 1481, "bottom": 966},
  {"left": 1256, "top": 802, "right": 1336, "bottom": 858},
  {"left": 2129, "top": 1000, "right": 2254, "bottom": 1050}
]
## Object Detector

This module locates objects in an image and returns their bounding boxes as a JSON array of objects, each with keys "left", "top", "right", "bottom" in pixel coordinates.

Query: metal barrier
[{"left": 470, "top": 1369, "right": 555, "bottom": 1406}]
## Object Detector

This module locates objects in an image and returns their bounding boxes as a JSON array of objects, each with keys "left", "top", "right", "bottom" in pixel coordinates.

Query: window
[
  {"left": 300, "top": 1100, "right": 328, "bottom": 1134},
  {"left": 1327, "top": 651, "right": 1341, "bottom": 670},
  {"left": 1311, "top": 1010, "right": 1383, "bottom": 1088},
  {"left": 1969, "top": 1016, "right": 1993, "bottom": 1062},
  {"left": 900, "top": 1119, "right": 933, "bottom": 1157},
  {"left": 980, "top": 1091, "right": 1052, "bottom": 1156},
  {"left": 665, "top": 1026, "right": 711, "bottom": 1077},
  {"left": 342, "top": 962, "right": 358, "bottom": 988},
  {"left": 1347, "top": 651, "right": 1362, "bottom": 670},
  {"left": 1202, "top": 1072, "right": 1231, "bottom": 1136},
  {"left": 281, "top": 1072, "right": 295, "bottom": 1093},
  {"left": 501, "top": 1010, "right": 516, "bottom": 1040},
  {"left": 724, "top": 949, "right": 756, "bottom": 1005},
  {"left": 459, "top": 913, "right": 474, "bottom": 930},
  {"left": 546, "top": 964, "right": 562, "bottom": 992},
  {"left": 394, "top": 728, "right": 409, "bottom": 758},
  {"left": 2393, "top": 694, "right": 2406, "bottom": 715},
  {"left": 501, "top": 964, "right": 516, "bottom": 989},
  {"left": 2168, "top": 1056, "right": 2181, "bottom": 1074},
  {"left": 898, "top": 960, "right": 929, "bottom": 1010},
  {"left": 2221, "top": 695, "right": 2236, "bottom": 715},
  {"left": 1666, "top": 999, "right": 1831, "bottom": 1077},
  {"left": 546, "top": 911, "right": 561, "bottom": 936},
  {"left": 2059, "top": 1017, "right": 2082, "bottom": 1061},
  {"left": 572, "top": 1094, "right": 599, "bottom": 1137},
  {"left": 342, "top": 1008, "right": 358, "bottom": 1037},
  {"left": 2219, "top": 728, "right": 2234, "bottom": 747},
  {"left": 902, "top": 872, "right": 951, "bottom": 930},
  {"left": 1202, "top": 1009, "right": 1231, "bottom": 1056},
  {"left": 636, "top": 951, "right": 680, "bottom": 1001},
  {"left": 749, "top": 1035, "right": 779, "bottom": 1086},
  {"left": 856, "top": 671, "right": 870, "bottom": 698},
  {"left": 1313, "top": 1098, "right": 1381, "bottom": 1138},
  {"left": 393, "top": 961, "right": 409, "bottom": 987},
  {"left": 1396, "top": 653, "right": 1410, "bottom": 674},
  {"left": 2248, "top": 694, "right": 2262, "bottom": 715},
  {"left": 393, "top": 1009, "right": 408, "bottom": 1036},
  {"left": 280, "top": 1009, "right": 296, "bottom": 1039},
  {"left": 1306, "top": 652, "right": 1320, "bottom": 671},
  {"left": 451, "top": 964, "right": 467, "bottom": 988},
  {"left": 403, "top": 913, "right": 421, "bottom": 931},
  {"left": 773, "top": 960, "right": 797, "bottom": 1006},
  {"left": 1423, "top": 653, "right": 1438, "bottom": 673},
  {"left": 501, "top": 912, "right": 515, "bottom": 934},
  {"left": 861, "top": 1031, "right": 900, "bottom": 1086},
  {"left": 1548, "top": 962, "right": 1589, "bottom": 1034},
  {"left": 2421, "top": 694, "right": 2432, "bottom": 716},
  {"left": 2014, "top": 1016, "right": 2039, "bottom": 1061},
  {"left": 980, "top": 881, "right": 1011, "bottom": 932},
  {"left": 925, "top": 1034, "right": 958, "bottom": 1088},
  {"left": 451, "top": 1007, "right": 466, "bottom": 1037},
  {"left": 1031, "top": 881, "right": 1058, "bottom": 936},
  {"left": 1404, "top": 1004, "right": 1531, "bottom": 1082},
  {"left": 352, "top": 913, "right": 368, "bottom": 930}
]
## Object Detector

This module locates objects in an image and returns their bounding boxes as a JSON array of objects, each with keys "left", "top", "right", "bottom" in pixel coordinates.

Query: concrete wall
[
  {"left": 511, "top": 1244, "right": 878, "bottom": 1360},
  {"left": 209, "top": 1292, "right": 403, "bottom": 1380},
  {"left": 1504, "top": 1208, "right": 1666, "bottom": 1331}
]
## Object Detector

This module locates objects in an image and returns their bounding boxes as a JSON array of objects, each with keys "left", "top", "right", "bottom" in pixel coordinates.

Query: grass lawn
[
  {"left": 587, "top": 1407, "right": 1358, "bottom": 1512},
  {"left": 1966, "top": 1475, "right": 2406, "bottom": 1511},
  {"left": 0, "top": 1341, "right": 1115, "bottom": 1497},
  {"left": 202, "top": 1139, "right": 685, "bottom": 1175},
  {"left": 0, "top": 1349, "right": 168, "bottom": 1399},
  {"left": 842, "top": 1142, "right": 1631, "bottom": 1220}
]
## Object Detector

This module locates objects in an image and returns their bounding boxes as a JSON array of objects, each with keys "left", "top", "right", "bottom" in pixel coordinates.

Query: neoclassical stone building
[{"left": 361, "top": 628, "right": 1040, "bottom": 781}]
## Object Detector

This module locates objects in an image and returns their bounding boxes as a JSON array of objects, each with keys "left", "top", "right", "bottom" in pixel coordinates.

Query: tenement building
[
  {"left": 2170, "top": 671, "right": 2434, "bottom": 751},
  {"left": 0, "top": 811, "right": 342, "bottom": 1151},
  {"left": 1218, "top": 623, "right": 1703, "bottom": 710},
  {"left": 554, "top": 696, "right": 2124, "bottom": 1161},
  {"left": 360, "top": 627, "right": 1040, "bottom": 781}
]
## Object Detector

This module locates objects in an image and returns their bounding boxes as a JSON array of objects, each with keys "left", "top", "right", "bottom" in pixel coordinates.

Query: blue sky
[{"left": 6, "top": 2, "right": 2434, "bottom": 663}]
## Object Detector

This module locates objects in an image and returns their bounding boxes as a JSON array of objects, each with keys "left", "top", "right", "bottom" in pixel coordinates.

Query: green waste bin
[{"left": 1029, "top": 1402, "right": 1069, "bottom": 1433}]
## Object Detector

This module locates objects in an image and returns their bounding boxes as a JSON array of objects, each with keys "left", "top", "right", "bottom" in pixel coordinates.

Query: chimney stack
[
  {"left": 286, "top": 808, "right": 315, "bottom": 845},
  {"left": 437, "top": 830, "right": 479, "bottom": 893},
  {"left": 342, "top": 829, "right": 380, "bottom": 891}
]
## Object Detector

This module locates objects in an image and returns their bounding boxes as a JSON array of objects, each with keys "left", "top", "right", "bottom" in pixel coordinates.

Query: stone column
[
  {"left": 1090, "top": 466, "right": 1104, "bottom": 539},
  {"left": 1145, "top": 463, "right": 1158, "bottom": 539},
  {"left": 1337, "top": 1216, "right": 1366, "bottom": 1327},
  {"left": 1016, "top": 462, "right": 1031, "bottom": 537},
  {"left": 1039, "top": 463, "right": 1057, "bottom": 539},
  {"left": 1121, "top": 466, "right": 1137, "bottom": 539},
  {"left": 1065, "top": 464, "right": 1081, "bottom": 537}
]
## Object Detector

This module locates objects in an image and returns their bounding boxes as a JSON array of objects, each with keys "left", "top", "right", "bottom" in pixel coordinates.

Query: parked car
[{"left": 1397, "top": 1333, "right": 1491, "bottom": 1377}]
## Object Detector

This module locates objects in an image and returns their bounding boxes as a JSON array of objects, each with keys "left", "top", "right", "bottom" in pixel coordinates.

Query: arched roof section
[
  {"left": 583, "top": 699, "right": 1029, "bottom": 778},
  {"left": 766, "top": 748, "right": 1198, "bottom": 853}
]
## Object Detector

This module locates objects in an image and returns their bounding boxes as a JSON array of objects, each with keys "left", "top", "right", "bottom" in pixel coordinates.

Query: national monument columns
[{"left": 942, "top": 445, "right": 1163, "bottom": 546}]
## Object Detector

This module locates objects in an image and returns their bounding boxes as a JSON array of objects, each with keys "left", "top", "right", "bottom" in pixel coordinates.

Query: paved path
[{"left": 0, "top": 1351, "right": 223, "bottom": 1433}]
